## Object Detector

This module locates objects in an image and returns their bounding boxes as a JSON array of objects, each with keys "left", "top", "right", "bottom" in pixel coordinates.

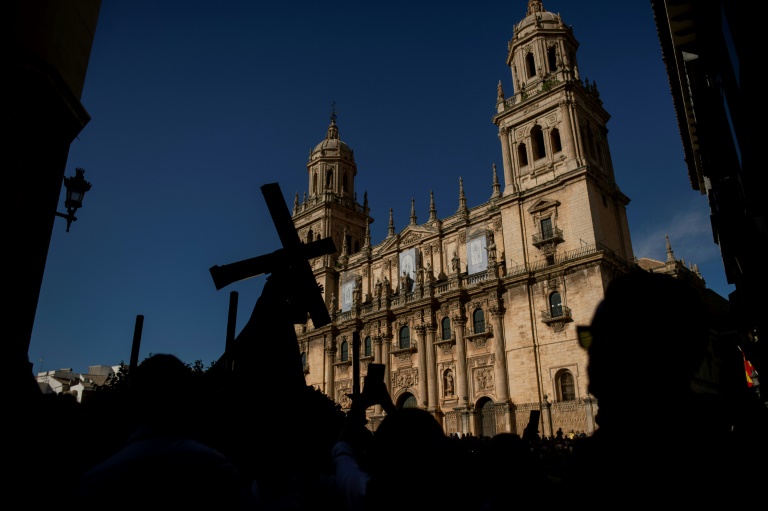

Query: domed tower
[
  {"left": 292, "top": 110, "right": 372, "bottom": 319},
  {"left": 493, "top": 0, "right": 632, "bottom": 264}
]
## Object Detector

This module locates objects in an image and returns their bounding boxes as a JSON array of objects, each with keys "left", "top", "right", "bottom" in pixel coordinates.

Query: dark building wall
[{"left": 9, "top": 1, "right": 101, "bottom": 367}]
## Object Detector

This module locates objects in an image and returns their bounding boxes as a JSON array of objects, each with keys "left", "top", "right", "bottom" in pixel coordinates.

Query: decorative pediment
[
  {"left": 399, "top": 225, "right": 439, "bottom": 247},
  {"left": 528, "top": 198, "right": 561, "bottom": 214},
  {"left": 375, "top": 225, "right": 439, "bottom": 253},
  {"left": 401, "top": 231, "right": 423, "bottom": 246}
]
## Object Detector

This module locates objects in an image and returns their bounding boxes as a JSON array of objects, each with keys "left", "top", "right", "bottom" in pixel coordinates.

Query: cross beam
[{"left": 209, "top": 182, "right": 336, "bottom": 327}]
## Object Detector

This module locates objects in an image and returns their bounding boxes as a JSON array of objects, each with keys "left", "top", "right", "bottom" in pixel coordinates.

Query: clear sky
[{"left": 30, "top": 0, "right": 733, "bottom": 374}]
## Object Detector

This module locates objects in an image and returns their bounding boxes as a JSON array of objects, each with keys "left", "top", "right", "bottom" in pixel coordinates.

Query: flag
[{"left": 739, "top": 346, "right": 756, "bottom": 387}]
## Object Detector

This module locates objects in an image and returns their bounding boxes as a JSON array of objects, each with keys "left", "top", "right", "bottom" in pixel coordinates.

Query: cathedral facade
[{"left": 292, "top": 0, "right": 634, "bottom": 437}]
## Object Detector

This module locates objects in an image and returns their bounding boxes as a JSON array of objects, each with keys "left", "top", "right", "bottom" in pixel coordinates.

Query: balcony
[
  {"left": 532, "top": 227, "right": 564, "bottom": 248},
  {"left": 540, "top": 306, "right": 572, "bottom": 332}
]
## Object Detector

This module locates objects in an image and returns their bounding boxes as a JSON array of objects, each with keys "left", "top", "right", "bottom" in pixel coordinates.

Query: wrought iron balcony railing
[
  {"left": 532, "top": 227, "right": 564, "bottom": 248},
  {"left": 540, "top": 305, "right": 572, "bottom": 324}
]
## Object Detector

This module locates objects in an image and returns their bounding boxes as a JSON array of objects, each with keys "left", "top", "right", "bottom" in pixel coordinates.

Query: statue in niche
[
  {"left": 382, "top": 275, "right": 390, "bottom": 296},
  {"left": 374, "top": 277, "right": 382, "bottom": 298},
  {"left": 425, "top": 262, "right": 433, "bottom": 282},
  {"left": 451, "top": 251, "right": 460, "bottom": 273},
  {"left": 486, "top": 232, "right": 497, "bottom": 263},
  {"left": 353, "top": 274, "right": 362, "bottom": 303},
  {"left": 444, "top": 369, "right": 454, "bottom": 397}
]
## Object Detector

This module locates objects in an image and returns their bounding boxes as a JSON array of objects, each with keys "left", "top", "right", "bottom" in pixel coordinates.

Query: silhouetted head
[
  {"left": 365, "top": 408, "right": 452, "bottom": 510},
  {"left": 130, "top": 353, "right": 196, "bottom": 425},
  {"left": 585, "top": 271, "right": 709, "bottom": 408}
]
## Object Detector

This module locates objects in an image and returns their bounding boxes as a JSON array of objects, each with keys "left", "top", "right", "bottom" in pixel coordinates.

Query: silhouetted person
[
  {"left": 478, "top": 432, "right": 549, "bottom": 511},
  {"left": 77, "top": 354, "right": 258, "bottom": 509},
  {"left": 567, "top": 270, "right": 751, "bottom": 505},
  {"left": 363, "top": 408, "right": 469, "bottom": 511}
]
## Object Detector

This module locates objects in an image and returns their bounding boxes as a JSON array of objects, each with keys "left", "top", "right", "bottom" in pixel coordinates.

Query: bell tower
[
  {"left": 493, "top": 0, "right": 632, "bottom": 263},
  {"left": 292, "top": 108, "right": 372, "bottom": 318}
]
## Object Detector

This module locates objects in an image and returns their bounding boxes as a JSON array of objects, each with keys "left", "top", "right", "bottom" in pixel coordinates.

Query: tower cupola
[{"left": 307, "top": 109, "right": 357, "bottom": 200}]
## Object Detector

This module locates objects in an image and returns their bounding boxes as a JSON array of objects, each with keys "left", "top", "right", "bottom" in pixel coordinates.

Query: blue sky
[{"left": 30, "top": 1, "right": 732, "bottom": 374}]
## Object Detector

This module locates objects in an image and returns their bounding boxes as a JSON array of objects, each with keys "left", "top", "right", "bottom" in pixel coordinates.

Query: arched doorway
[
  {"left": 397, "top": 392, "right": 417, "bottom": 409},
  {"left": 477, "top": 397, "right": 497, "bottom": 437}
]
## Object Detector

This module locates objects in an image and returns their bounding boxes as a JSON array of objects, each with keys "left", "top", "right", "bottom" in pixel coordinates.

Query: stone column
[
  {"left": 382, "top": 333, "right": 392, "bottom": 398},
  {"left": 415, "top": 325, "right": 428, "bottom": 408},
  {"left": 558, "top": 101, "right": 574, "bottom": 165},
  {"left": 324, "top": 335, "right": 336, "bottom": 399},
  {"left": 499, "top": 126, "right": 515, "bottom": 193},
  {"left": 425, "top": 324, "right": 438, "bottom": 411},
  {"left": 374, "top": 335, "right": 383, "bottom": 415},
  {"left": 584, "top": 396, "right": 597, "bottom": 435},
  {"left": 541, "top": 398, "right": 554, "bottom": 438},
  {"left": 490, "top": 307, "right": 509, "bottom": 402},
  {"left": 453, "top": 316, "right": 469, "bottom": 409}
]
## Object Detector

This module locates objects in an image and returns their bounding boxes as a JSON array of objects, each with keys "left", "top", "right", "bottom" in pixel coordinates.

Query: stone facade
[{"left": 293, "top": 0, "right": 634, "bottom": 437}]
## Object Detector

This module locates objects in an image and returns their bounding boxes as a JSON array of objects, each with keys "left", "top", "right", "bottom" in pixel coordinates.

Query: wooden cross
[{"left": 209, "top": 182, "right": 336, "bottom": 327}]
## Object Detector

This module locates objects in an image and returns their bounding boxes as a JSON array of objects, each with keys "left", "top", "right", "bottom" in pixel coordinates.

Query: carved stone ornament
[
  {"left": 551, "top": 322, "right": 566, "bottom": 333},
  {"left": 336, "top": 381, "right": 352, "bottom": 409},
  {"left": 493, "top": 218, "right": 502, "bottom": 231},
  {"left": 402, "top": 232, "right": 422, "bottom": 246},
  {"left": 469, "top": 354, "right": 495, "bottom": 367},
  {"left": 471, "top": 336, "right": 488, "bottom": 349},
  {"left": 434, "top": 337, "right": 455, "bottom": 355},
  {"left": 458, "top": 232, "right": 466, "bottom": 243},
  {"left": 393, "top": 347, "right": 415, "bottom": 362},
  {"left": 541, "top": 242, "right": 557, "bottom": 257},
  {"left": 474, "top": 367, "right": 494, "bottom": 392},
  {"left": 392, "top": 368, "right": 418, "bottom": 389}
]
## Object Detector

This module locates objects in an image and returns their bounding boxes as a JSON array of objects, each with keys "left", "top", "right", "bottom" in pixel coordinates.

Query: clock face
[{"left": 403, "top": 254, "right": 414, "bottom": 278}]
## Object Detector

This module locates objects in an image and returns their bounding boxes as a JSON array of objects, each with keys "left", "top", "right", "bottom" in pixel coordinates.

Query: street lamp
[{"left": 55, "top": 167, "right": 92, "bottom": 232}]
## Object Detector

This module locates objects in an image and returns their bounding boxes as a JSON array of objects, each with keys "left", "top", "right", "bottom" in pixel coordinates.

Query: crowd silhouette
[{"left": 14, "top": 269, "right": 767, "bottom": 510}]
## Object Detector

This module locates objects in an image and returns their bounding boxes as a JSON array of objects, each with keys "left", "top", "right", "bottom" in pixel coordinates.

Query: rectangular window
[{"left": 541, "top": 217, "right": 553, "bottom": 239}]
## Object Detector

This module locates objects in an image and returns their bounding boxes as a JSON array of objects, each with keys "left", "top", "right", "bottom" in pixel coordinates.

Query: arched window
[
  {"left": 312, "top": 173, "right": 317, "bottom": 195},
  {"left": 517, "top": 143, "right": 528, "bottom": 167},
  {"left": 399, "top": 326, "right": 410, "bottom": 349},
  {"left": 306, "top": 228, "right": 313, "bottom": 244},
  {"left": 354, "top": 241, "right": 360, "bottom": 253},
  {"left": 301, "top": 352, "right": 307, "bottom": 369},
  {"left": 326, "top": 169, "right": 333, "bottom": 189},
  {"left": 364, "top": 336, "right": 372, "bottom": 357},
  {"left": 342, "top": 174, "right": 348, "bottom": 193},
  {"left": 473, "top": 308, "right": 485, "bottom": 334},
  {"left": 526, "top": 51, "right": 536, "bottom": 78},
  {"left": 441, "top": 317, "right": 451, "bottom": 340},
  {"left": 531, "top": 125, "right": 546, "bottom": 160},
  {"left": 547, "top": 45, "right": 558, "bottom": 72},
  {"left": 557, "top": 370, "right": 576, "bottom": 401},
  {"left": 549, "top": 292, "right": 563, "bottom": 318},
  {"left": 550, "top": 128, "right": 562, "bottom": 153},
  {"left": 340, "top": 340, "right": 349, "bottom": 362}
]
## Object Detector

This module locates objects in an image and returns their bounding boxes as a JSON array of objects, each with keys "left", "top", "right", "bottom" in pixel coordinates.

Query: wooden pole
[
  {"left": 128, "top": 314, "right": 144, "bottom": 380},
  {"left": 225, "top": 291, "right": 238, "bottom": 371}
]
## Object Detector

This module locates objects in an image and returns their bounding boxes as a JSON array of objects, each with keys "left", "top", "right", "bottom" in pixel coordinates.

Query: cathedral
[{"left": 292, "top": 0, "right": 634, "bottom": 437}]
